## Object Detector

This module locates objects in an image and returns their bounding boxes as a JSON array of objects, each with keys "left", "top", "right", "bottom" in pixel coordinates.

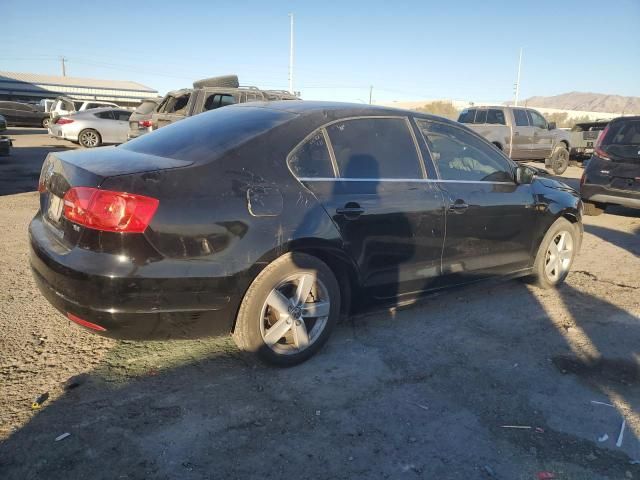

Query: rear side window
[
  {"left": 513, "top": 109, "right": 529, "bottom": 127},
  {"left": 95, "top": 111, "right": 114, "bottom": 120},
  {"left": 122, "top": 106, "right": 295, "bottom": 164},
  {"left": 417, "top": 120, "right": 513, "bottom": 182},
  {"left": 326, "top": 118, "right": 422, "bottom": 179},
  {"left": 288, "top": 130, "right": 334, "bottom": 178},
  {"left": 487, "top": 109, "right": 506, "bottom": 125},
  {"left": 204, "top": 94, "right": 236, "bottom": 111},
  {"left": 474, "top": 110, "right": 487, "bottom": 124},
  {"left": 458, "top": 109, "right": 476, "bottom": 123}
]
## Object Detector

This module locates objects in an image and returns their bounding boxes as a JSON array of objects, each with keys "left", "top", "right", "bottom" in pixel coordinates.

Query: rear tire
[
  {"left": 549, "top": 145, "right": 570, "bottom": 175},
  {"left": 78, "top": 129, "right": 101, "bottom": 148},
  {"left": 583, "top": 201, "right": 605, "bottom": 216},
  {"left": 531, "top": 217, "right": 578, "bottom": 289},
  {"left": 232, "top": 252, "right": 340, "bottom": 366}
]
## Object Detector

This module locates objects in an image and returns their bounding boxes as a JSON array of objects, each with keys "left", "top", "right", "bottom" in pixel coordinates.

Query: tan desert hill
[{"left": 524, "top": 92, "right": 640, "bottom": 114}]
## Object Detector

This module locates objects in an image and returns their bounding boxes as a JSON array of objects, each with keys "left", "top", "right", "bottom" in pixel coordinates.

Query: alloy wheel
[
  {"left": 544, "top": 230, "right": 573, "bottom": 282},
  {"left": 260, "top": 273, "right": 330, "bottom": 355},
  {"left": 81, "top": 131, "right": 99, "bottom": 147}
]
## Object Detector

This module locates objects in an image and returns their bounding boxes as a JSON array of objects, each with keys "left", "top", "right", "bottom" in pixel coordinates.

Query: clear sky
[{"left": 3, "top": 0, "right": 639, "bottom": 104}]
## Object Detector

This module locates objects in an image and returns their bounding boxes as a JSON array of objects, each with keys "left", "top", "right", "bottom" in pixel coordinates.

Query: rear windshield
[
  {"left": 121, "top": 106, "right": 295, "bottom": 163},
  {"left": 600, "top": 119, "right": 640, "bottom": 162},
  {"left": 602, "top": 119, "right": 640, "bottom": 146},
  {"left": 135, "top": 100, "right": 158, "bottom": 115}
]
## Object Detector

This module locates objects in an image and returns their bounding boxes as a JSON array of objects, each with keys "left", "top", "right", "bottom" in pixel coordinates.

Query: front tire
[
  {"left": 531, "top": 217, "right": 578, "bottom": 289},
  {"left": 232, "top": 252, "right": 341, "bottom": 366},
  {"left": 550, "top": 145, "right": 570, "bottom": 175},
  {"left": 78, "top": 129, "right": 101, "bottom": 148}
]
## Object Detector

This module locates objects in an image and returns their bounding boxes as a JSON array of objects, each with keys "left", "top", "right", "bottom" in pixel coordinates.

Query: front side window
[
  {"left": 458, "top": 109, "right": 476, "bottom": 124},
  {"left": 487, "top": 109, "right": 506, "bottom": 125},
  {"left": 326, "top": 118, "right": 422, "bottom": 179},
  {"left": 474, "top": 109, "right": 487, "bottom": 124},
  {"left": 513, "top": 109, "right": 529, "bottom": 127},
  {"left": 528, "top": 110, "right": 547, "bottom": 129},
  {"left": 417, "top": 120, "right": 514, "bottom": 182},
  {"left": 288, "top": 130, "right": 334, "bottom": 178}
]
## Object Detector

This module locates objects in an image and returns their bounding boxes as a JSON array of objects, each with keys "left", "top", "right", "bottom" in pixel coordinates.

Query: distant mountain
[{"left": 524, "top": 92, "right": 640, "bottom": 114}]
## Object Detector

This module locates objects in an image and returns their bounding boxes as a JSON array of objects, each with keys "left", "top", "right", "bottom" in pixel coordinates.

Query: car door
[
  {"left": 527, "top": 109, "right": 554, "bottom": 159},
  {"left": 0, "top": 103, "right": 16, "bottom": 124},
  {"left": 93, "top": 110, "right": 118, "bottom": 143},
  {"left": 111, "top": 110, "right": 133, "bottom": 143},
  {"left": 511, "top": 108, "right": 534, "bottom": 160},
  {"left": 289, "top": 117, "right": 446, "bottom": 299},
  {"left": 416, "top": 119, "right": 536, "bottom": 284}
]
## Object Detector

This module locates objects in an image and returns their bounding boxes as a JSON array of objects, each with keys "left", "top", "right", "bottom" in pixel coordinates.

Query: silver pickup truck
[{"left": 458, "top": 106, "right": 572, "bottom": 174}]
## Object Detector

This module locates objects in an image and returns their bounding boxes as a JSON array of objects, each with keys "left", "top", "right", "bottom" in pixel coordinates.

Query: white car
[
  {"left": 49, "top": 107, "right": 132, "bottom": 148},
  {"left": 49, "top": 96, "right": 119, "bottom": 119}
]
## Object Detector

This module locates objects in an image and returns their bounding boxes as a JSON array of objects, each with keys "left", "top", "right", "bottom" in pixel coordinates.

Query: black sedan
[
  {"left": 30, "top": 102, "right": 583, "bottom": 365},
  {"left": 0, "top": 101, "right": 50, "bottom": 128},
  {"left": 581, "top": 115, "right": 640, "bottom": 215}
]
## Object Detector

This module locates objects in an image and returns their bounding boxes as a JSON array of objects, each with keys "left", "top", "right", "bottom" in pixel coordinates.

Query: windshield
[
  {"left": 121, "top": 106, "right": 295, "bottom": 164},
  {"left": 135, "top": 100, "right": 158, "bottom": 115}
]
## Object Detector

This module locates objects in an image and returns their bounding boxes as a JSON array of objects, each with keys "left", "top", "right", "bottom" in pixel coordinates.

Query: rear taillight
[
  {"left": 138, "top": 120, "right": 153, "bottom": 128},
  {"left": 62, "top": 187, "right": 159, "bottom": 233},
  {"left": 56, "top": 117, "right": 74, "bottom": 125},
  {"left": 594, "top": 125, "right": 610, "bottom": 160}
]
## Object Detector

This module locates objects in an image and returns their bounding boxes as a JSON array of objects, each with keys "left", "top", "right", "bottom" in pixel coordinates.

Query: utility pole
[
  {"left": 288, "top": 13, "right": 294, "bottom": 94},
  {"left": 369, "top": 85, "right": 373, "bottom": 105},
  {"left": 61, "top": 56, "right": 67, "bottom": 77},
  {"left": 514, "top": 47, "right": 522, "bottom": 106}
]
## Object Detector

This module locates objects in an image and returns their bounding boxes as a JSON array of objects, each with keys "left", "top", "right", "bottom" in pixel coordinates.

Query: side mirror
[
  {"left": 548, "top": 122, "right": 556, "bottom": 130},
  {"left": 515, "top": 165, "right": 535, "bottom": 184}
]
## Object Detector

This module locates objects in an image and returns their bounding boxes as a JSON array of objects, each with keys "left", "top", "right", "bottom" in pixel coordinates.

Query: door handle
[
  {"left": 514, "top": 131, "right": 520, "bottom": 136},
  {"left": 336, "top": 202, "right": 364, "bottom": 219},
  {"left": 449, "top": 200, "right": 469, "bottom": 213}
]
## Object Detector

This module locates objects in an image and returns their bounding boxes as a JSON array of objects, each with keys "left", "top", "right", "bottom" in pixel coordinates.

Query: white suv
[{"left": 49, "top": 96, "right": 119, "bottom": 119}]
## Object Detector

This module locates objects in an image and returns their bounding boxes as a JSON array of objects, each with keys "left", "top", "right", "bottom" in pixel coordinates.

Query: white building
[{"left": 0, "top": 71, "right": 158, "bottom": 107}]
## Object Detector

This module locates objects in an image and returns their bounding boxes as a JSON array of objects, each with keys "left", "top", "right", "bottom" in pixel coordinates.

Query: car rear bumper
[
  {"left": 29, "top": 215, "right": 241, "bottom": 340},
  {"left": 581, "top": 183, "right": 640, "bottom": 209}
]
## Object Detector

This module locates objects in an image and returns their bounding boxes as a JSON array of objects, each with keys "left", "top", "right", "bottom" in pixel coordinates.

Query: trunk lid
[{"left": 39, "top": 147, "right": 192, "bottom": 247}]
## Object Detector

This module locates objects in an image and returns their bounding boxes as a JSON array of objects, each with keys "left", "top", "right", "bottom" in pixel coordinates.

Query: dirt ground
[{"left": 0, "top": 130, "right": 639, "bottom": 479}]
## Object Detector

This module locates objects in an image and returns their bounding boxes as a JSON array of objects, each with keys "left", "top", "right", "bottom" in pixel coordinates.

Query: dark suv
[
  {"left": 581, "top": 116, "right": 640, "bottom": 215},
  {"left": 151, "top": 75, "right": 298, "bottom": 130}
]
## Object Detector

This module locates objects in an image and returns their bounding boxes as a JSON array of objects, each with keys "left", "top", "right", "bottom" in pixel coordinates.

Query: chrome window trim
[{"left": 297, "top": 177, "right": 515, "bottom": 185}]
